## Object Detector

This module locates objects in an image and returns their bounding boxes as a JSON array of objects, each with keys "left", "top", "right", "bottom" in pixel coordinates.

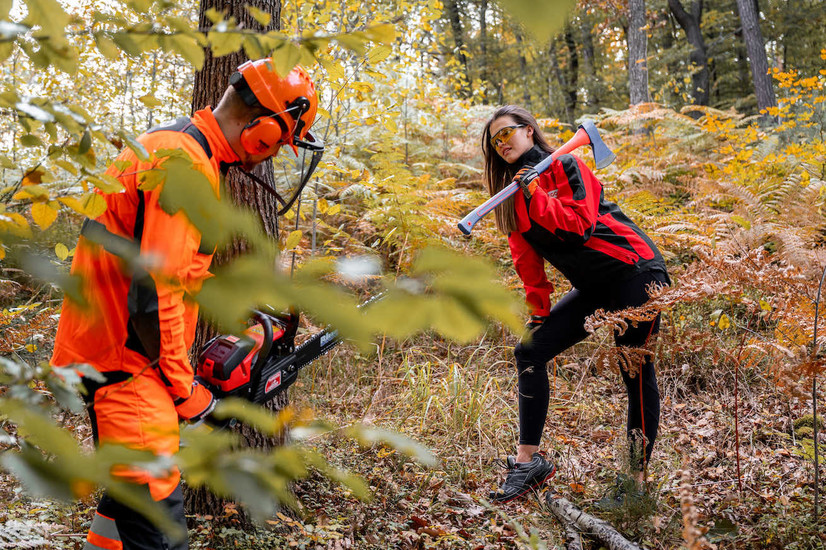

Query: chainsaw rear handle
[{"left": 248, "top": 310, "right": 274, "bottom": 398}]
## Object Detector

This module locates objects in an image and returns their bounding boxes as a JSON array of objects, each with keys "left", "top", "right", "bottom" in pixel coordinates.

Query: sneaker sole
[{"left": 492, "top": 464, "right": 557, "bottom": 504}]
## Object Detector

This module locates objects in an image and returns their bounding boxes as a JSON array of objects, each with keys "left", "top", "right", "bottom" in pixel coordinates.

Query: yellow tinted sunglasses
[{"left": 490, "top": 124, "right": 526, "bottom": 149}]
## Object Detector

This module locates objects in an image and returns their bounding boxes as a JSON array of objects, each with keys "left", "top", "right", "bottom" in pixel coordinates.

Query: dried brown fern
[{"left": 677, "top": 468, "right": 717, "bottom": 550}]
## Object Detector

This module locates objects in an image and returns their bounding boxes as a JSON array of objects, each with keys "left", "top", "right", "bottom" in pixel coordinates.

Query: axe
[{"left": 457, "top": 120, "right": 615, "bottom": 236}]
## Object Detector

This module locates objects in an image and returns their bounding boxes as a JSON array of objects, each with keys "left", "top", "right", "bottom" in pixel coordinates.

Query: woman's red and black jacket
[{"left": 507, "top": 150, "right": 669, "bottom": 316}]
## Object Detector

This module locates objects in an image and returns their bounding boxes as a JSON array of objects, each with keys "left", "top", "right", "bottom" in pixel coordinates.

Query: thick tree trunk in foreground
[
  {"left": 734, "top": 0, "right": 777, "bottom": 114},
  {"left": 627, "top": 0, "right": 650, "bottom": 105},
  {"left": 547, "top": 495, "right": 643, "bottom": 550},
  {"left": 185, "top": 0, "right": 287, "bottom": 522}
]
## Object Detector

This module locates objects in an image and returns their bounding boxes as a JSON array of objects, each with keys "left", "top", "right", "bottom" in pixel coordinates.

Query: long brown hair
[{"left": 482, "top": 105, "right": 556, "bottom": 234}]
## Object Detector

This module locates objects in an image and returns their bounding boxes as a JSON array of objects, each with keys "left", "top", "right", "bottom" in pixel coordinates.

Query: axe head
[{"left": 580, "top": 120, "right": 616, "bottom": 170}]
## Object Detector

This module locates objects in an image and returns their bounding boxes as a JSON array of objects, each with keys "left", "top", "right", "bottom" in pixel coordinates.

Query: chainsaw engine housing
[{"left": 197, "top": 312, "right": 295, "bottom": 398}]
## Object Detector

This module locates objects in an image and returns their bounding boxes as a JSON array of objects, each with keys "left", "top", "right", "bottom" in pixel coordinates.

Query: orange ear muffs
[{"left": 239, "top": 115, "right": 287, "bottom": 155}]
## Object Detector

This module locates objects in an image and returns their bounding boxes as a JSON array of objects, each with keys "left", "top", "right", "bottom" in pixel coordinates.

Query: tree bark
[
  {"left": 547, "top": 495, "right": 643, "bottom": 550},
  {"left": 667, "top": 0, "right": 710, "bottom": 108},
  {"left": 186, "top": 0, "right": 289, "bottom": 523},
  {"left": 548, "top": 40, "right": 574, "bottom": 125},
  {"left": 627, "top": 0, "right": 650, "bottom": 105},
  {"left": 562, "top": 25, "right": 579, "bottom": 125},
  {"left": 444, "top": 0, "right": 471, "bottom": 97},
  {"left": 579, "top": 17, "right": 599, "bottom": 111},
  {"left": 515, "top": 32, "right": 532, "bottom": 110},
  {"left": 734, "top": 0, "right": 778, "bottom": 113},
  {"left": 478, "top": 0, "right": 488, "bottom": 100}
]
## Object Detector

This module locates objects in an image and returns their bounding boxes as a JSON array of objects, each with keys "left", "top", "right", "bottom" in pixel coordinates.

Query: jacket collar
[
  {"left": 191, "top": 107, "right": 241, "bottom": 175},
  {"left": 514, "top": 144, "right": 550, "bottom": 169}
]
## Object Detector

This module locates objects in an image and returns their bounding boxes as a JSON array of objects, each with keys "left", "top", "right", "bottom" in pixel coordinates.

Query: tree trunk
[
  {"left": 478, "top": 0, "right": 488, "bottom": 101},
  {"left": 548, "top": 40, "right": 574, "bottom": 124},
  {"left": 627, "top": 0, "right": 650, "bottom": 105},
  {"left": 444, "top": 0, "right": 471, "bottom": 97},
  {"left": 667, "top": 0, "right": 710, "bottom": 108},
  {"left": 515, "top": 32, "right": 532, "bottom": 110},
  {"left": 579, "top": 17, "right": 599, "bottom": 112},
  {"left": 562, "top": 25, "right": 579, "bottom": 126},
  {"left": 185, "top": 0, "right": 289, "bottom": 523},
  {"left": 734, "top": 0, "right": 778, "bottom": 114}
]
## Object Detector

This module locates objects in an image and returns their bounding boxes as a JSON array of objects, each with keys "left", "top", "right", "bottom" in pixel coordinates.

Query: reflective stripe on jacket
[
  {"left": 51, "top": 107, "right": 240, "bottom": 400},
  {"left": 508, "top": 153, "right": 669, "bottom": 316}
]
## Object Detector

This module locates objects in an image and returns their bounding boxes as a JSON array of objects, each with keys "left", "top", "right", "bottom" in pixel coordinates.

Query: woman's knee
[{"left": 514, "top": 340, "right": 549, "bottom": 368}]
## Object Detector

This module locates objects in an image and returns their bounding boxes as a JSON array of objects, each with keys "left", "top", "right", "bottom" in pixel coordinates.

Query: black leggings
[{"left": 514, "top": 270, "right": 667, "bottom": 469}]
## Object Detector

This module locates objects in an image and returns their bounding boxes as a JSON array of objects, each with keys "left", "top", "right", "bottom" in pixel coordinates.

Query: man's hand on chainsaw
[
  {"left": 515, "top": 166, "right": 539, "bottom": 199},
  {"left": 174, "top": 377, "right": 217, "bottom": 423}
]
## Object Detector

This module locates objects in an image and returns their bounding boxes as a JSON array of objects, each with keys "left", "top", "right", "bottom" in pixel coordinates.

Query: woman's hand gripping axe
[{"left": 457, "top": 120, "right": 615, "bottom": 235}]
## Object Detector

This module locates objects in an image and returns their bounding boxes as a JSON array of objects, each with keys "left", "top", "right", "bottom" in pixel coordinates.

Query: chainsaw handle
[{"left": 249, "top": 311, "right": 273, "bottom": 393}]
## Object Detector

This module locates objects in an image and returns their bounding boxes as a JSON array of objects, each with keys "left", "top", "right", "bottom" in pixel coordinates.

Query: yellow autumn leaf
[
  {"left": 58, "top": 196, "right": 86, "bottom": 214},
  {"left": 82, "top": 192, "right": 107, "bottom": 218},
  {"left": 284, "top": 230, "right": 302, "bottom": 251},
  {"left": 25, "top": 343, "right": 37, "bottom": 353},
  {"left": 0, "top": 246, "right": 5, "bottom": 260},
  {"left": 363, "top": 23, "right": 396, "bottom": 44},
  {"left": 718, "top": 314, "right": 731, "bottom": 330},
  {"left": 55, "top": 242, "right": 69, "bottom": 260},
  {"left": 321, "top": 58, "right": 345, "bottom": 81},
  {"left": 31, "top": 202, "right": 58, "bottom": 229},
  {"left": 13, "top": 185, "right": 49, "bottom": 201},
  {"left": 246, "top": 5, "right": 272, "bottom": 26},
  {"left": 368, "top": 45, "right": 392, "bottom": 64},
  {"left": 139, "top": 94, "right": 162, "bottom": 108}
]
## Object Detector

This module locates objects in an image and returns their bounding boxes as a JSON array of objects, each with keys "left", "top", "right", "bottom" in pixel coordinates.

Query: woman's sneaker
[{"left": 489, "top": 452, "right": 556, "bottom": 503}]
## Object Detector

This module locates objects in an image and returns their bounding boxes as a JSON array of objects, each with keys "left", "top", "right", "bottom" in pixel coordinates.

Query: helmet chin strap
[
  {"left": 236, "top": 167, "right": 288, "bottom": 208},
  {"left": 236, "top": 132, "right": 324, "bottom": 217}
]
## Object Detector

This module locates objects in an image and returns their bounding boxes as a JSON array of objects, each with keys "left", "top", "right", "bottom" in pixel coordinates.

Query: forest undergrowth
[{"left": 2, "top": 99, "right": 826, "bottom": 549}]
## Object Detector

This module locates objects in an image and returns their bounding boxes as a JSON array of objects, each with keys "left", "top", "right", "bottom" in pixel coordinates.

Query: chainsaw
[{"left": 196, "top": 308, "right": 345, "bottom": 406}]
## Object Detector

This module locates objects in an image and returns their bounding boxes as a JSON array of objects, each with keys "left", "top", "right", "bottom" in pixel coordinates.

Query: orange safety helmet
[{"left": 230, "top": 59, "right": 318, "bottom": 155}]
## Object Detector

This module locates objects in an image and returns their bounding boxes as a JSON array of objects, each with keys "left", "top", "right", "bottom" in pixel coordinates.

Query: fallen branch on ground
[{"left": 546, "top": 494, "right": 643, "bottom": 550}]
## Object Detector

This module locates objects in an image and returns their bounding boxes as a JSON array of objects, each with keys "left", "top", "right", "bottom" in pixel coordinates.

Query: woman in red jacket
[{"left": 483, "top": 106, "right": 669, "bottom": 503}]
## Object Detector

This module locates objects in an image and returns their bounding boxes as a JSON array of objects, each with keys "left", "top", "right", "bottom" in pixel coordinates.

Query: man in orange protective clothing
[{"left": 51, "top": 58, "right": 320, "bottom": 550}]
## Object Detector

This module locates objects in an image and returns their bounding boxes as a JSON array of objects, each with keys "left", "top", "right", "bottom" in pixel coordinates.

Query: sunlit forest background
[{"left": 1, "top": 0, "right": 825, "bottom": 547}]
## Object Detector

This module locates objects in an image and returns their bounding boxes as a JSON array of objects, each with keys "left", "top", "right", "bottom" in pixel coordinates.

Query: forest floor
[
  {"left": 2, "top": 108, "right": 826, "bottom": 549},
  {"left": 0, "top": 315, "right": 824, "bottom": 549}
]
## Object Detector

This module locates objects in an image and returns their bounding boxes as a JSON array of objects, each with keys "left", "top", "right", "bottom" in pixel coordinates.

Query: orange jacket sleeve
[{"left": 140, "top": 191, "right": 203, "bottom": 398}]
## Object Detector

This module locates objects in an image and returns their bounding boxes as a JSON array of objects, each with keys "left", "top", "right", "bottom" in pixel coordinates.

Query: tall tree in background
[
  {"left": 548, "top": 27, "right": 579, "bottom": 126},
  {"left": 734, "top": 0, "right": 778, "bottom": 113},
  {"left": 444, "top": 0, "right": 471, "bottom": 96},
  {"left": 628, "top": 0, "right": 651, "bottom": 105},
  {"left": 667, "top": 0, "right": 709, "bottom": 108},
  {"left": 478, "top": 0, "right": 489, "bottom": 100},
  {"left": 579, "top": 15, "right": 600, "bottom": 112},
  {"left": 186, "top": 0, "right": 286, "bottom": 520}
]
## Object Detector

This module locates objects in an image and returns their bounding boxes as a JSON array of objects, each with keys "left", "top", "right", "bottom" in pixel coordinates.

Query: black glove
[
  {"left": 515, "top": 166, "right": 539, "bottom": 200},
  {"left": 526, "top": 315, "right": 547, "bottom": 329}
]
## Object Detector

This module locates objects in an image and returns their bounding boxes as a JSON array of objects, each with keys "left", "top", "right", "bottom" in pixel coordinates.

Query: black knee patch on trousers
[{"left": 95, "top": 483, "right": 188, "bottom": 550}]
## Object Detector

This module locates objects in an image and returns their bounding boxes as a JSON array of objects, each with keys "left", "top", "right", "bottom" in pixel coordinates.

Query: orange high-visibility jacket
[{"left": 51, "top": 108, "right": 240, "bottom": 400}]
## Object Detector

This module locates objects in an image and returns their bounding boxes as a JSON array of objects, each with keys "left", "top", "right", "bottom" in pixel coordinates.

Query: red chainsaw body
[{"left": 197, "top": 323, "right": 286, "bottom": 396}]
